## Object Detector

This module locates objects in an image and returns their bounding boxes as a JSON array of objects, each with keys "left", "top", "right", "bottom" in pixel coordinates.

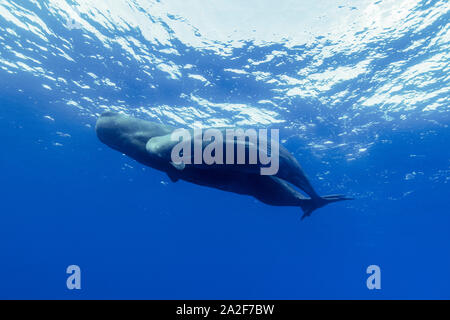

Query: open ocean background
[{"left": 0, "top": 0, "right": 449, "bottom": 299}]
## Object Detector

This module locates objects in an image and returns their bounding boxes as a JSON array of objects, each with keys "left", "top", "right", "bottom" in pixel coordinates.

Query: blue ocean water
[{"left": 0, "top": 0, "right": 449, "bottom": 299}]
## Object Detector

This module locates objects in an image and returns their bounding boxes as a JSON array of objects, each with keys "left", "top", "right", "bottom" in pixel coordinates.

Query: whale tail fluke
[{"left": 299, "top": 194, "right": 353, "bottom": 220}]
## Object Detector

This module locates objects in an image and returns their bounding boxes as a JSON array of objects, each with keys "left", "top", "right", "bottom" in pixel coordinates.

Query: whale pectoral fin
[
  {"left": 170, "top": 161, "right": 185, "bottom": 171},
  {"left": 167, "top": 171, "right": 179, "bottom": 182}
]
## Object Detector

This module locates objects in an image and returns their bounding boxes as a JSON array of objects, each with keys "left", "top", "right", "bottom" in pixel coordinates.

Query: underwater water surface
[{"left": 0, "top": 0, "right": 449, "bottom": 299}]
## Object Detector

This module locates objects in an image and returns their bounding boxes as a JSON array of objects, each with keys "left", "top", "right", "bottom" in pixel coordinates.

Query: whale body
[
  {"left": 96, "top": 112, "right": 351, "bottom": 218},
  {"left": 146, "top": 127, "right": 321, "bottom": 199}
]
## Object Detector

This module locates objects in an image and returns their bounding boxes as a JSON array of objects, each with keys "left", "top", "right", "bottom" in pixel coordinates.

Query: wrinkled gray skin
[{"left": 96, "top": 112, "right": 351, "bottom": 218}]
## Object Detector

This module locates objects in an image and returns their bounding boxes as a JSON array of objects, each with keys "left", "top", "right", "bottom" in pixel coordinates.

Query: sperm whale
[{"left": 95, "top": 112, "right": 352, "bottom": 218}]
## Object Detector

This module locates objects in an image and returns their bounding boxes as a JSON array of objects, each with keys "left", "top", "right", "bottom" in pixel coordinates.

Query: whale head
[{"left": 95, "top": 112, "right": 173, "bottom": 156}]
